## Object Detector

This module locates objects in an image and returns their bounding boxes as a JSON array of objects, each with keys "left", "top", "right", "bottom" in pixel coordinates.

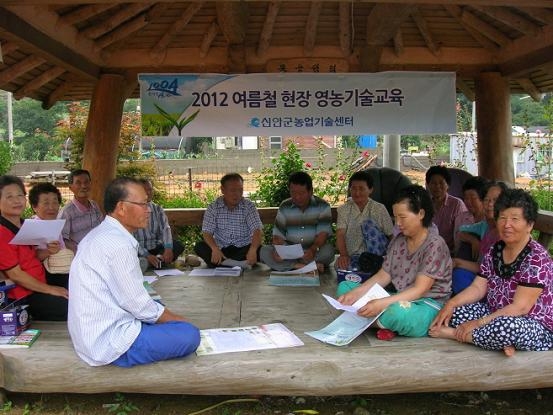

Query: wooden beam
[
  {"left": 257, "top": 1, "right": 281, "bottom": 57},
  {"left": 459, "top": 7, "right": 512, "bottom": 47},
  {"left": 393, "top": 29, "right": 404, "bottom": 57},
  {"left": 516, "top": 77, "right": 542, "bottom": 101},
  {"left": 216, "top": 1, "right": 249, "bottom": 45},
  {"left": 200, "top": 21, "right": 219, "bottom": 58},
  {"left": 443, "top": 5, "right": 500, "bottom": 52},
  {"left": 13, "top": 66, "right": 66, "bottom": 99},
  {"left": 95, "top": 13, "right": 149, "bottom": 49},
  {"left": 6, "top": 0, "right": 553, "bottom": 7},
  {"left": 499, "top": 25, "right": 553, "bottom": 77},
  {"left": 228, "top": 44, "right": 246, "bottom": 73},
  {"left": 365, "top": 3, "right": 416, "bottom": 45},
  {"left": 44, "top": 79, "right": 75, "bottom": 109},
  {"left": 338, "top": 2, "right": 352, "bottom": 57},
  {"left": 80, "top": 3, "right": 153, "bottom": 40},
  {"left": 304, "top": 1, "right": 322, "bottom": 56},
  {"left": 1, "top": 6, "right": 101, "bottom": 79},
  {"left": 519, "top": 7, "right": 553, "bottom": 25},
  {"left": 0, "top": 41, "right": 19, "bottom": 56},
  {"left": 456, "top": 78, "right": 475, "bottom": 101},
  {"left": 471, "top": 5, "right": 541, "bottom": 36},
  {"left": 411, "top": 7, "right": 440, "bottom": 56},
  {"left": 151, "top": 2, "right": 203, "bottom": 57},
  {"left": 58, "top": 3, "right": 116, "bottom": 26},
  {"left": 0, "top": 55, "right": 45, "bottom": 85}
]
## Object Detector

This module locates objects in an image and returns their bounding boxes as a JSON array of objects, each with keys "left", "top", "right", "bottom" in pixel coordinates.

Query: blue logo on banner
[
  {"left": 249, "top": 118, "right": 260, "bottom": 128},
  {"left": 147, "top": 79, "right": 180, "bottom": 97}
]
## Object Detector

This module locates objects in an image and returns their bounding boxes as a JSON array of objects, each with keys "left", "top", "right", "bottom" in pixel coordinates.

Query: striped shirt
[
  {"left": 58, "top": 199, "right": 103, "bottom": 249},
  {"left": 202, "top": 196, "right": 262, "bottom": 248},
  {"left": 133, "top": 202, "right": 173, "bottom": 256},
  {"left": 273, "top": 196, "right": 332, "bottom": 248},
  {"left": 68, "top": 216, "right": 164, "bottom": 366}
]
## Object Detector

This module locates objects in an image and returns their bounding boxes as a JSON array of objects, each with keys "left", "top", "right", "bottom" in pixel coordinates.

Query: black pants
[
  {"left": 194, "top": 241, "right": 259, "bottom": 268},
  {"left": 25, "top": 292, "right": 68, "bottom": 321},
  {"left": 148, "top": 240, "right": 185, "bottom": 260}
]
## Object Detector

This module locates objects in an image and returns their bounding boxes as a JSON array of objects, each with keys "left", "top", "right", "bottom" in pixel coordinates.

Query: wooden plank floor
[{"left": 1, "top": 265, "right": 553, "bottom": 395}]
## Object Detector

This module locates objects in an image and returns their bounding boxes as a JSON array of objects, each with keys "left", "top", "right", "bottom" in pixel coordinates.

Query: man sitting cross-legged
[
  {"left": 260, "top": 171, "right": 334, "bottom": 272},
  {"left": 194, "top": 173, "right": 263, "bottom": 268},
  {"left": 68, "top": 177, "right": 200, "bottom": 367}
]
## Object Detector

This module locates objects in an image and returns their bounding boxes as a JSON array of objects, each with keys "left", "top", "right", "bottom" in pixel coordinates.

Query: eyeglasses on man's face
[{"left": 121, "top": 200, "right": 150, "bottom": 209}]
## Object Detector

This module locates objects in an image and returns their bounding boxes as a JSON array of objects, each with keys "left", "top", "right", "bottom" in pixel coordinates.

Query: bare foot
[
  {"left": 316, "top": 262, "right": 325, "bottom": 273},
  {"left": 503, "top": 345, "right": 516, "bottom": 357},
  {"left": 428, "top": 325, "right": 456, "bottom": 340}
]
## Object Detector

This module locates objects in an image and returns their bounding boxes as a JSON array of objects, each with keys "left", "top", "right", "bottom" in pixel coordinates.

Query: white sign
[{"left": 139, "top": 72, "right": 456, "bottom": 136}]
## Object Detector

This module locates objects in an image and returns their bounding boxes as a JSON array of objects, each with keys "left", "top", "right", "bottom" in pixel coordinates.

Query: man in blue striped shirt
[{"left": 260, "top": 171, "right": 334, "bottom": 272}]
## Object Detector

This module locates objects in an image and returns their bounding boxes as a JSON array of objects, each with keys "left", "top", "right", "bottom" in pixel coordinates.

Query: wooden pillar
[
  {"left": 475, "top": 72, "right": 514, "bottom": 185},
  {"left": 82, "top": 74, "right": 127, "bottom": 210}
]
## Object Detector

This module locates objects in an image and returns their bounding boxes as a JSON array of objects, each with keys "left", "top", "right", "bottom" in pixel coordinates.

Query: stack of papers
[
  {"left": 196, "top": 323, "right": 304, "bottom": 356},
  {"left": 189, "top": 266, "right": 242, "bottom": 277},
  {"left": 268, "top": 261, "right": 320, "bottom": 286},
  {"left": 305, "top": 283, "right": 390, "bottom": 346},
  {"left": 153, "top": 268, "right": 185, "bottom": 277},
  {"left": 9, "top": 219, "right": 65, "bottom": 248}
]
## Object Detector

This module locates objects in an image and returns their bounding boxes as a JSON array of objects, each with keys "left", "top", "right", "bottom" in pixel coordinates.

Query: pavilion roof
[{"left": 0, "top": 0, "right": 552, "bottom": 108}]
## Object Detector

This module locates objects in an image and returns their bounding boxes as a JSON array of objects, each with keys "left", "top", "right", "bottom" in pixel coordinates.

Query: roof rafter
[
  {"left": 257, "top": 1, "right": 281, "bottom": 57},
  {"left": 443, "top": 4, "right": 499, "bottom": 51},
  {"left": 519, "top": 7, "right": 553, "bottom": 25},
  {"left": 1, "top": 5, "right": 101, "bottom": 79},
  {"left": 411, "top": 7, "right": 440, "bottom": 56},
  {"left": 338, "top": 2, "right": 352, "bottom": 57},
  {"left": 150, "top": 2, "right": 203, "bottom": 60},
  {"left": 200, "top": 20, "right": 219, "bottom": 58},
  {"left": 471, "top": 5, "right": 541, "bottom": 37},
  {"left": 14, "top": 66, "right": 66, "bottom": 99},
  {"left": 81, "top": 3, "right": 153, "bottom": 40},
  {"left": 0, "top": 55, "right": 45, "bottom": 85},
  {"left": 58, "top": 3, "right": 116, "bottom": 26},
  {"left": 304, "top": 1, "right": 322, "bottom": 56},
  {"left": 393, "top": 29, "right": 404, "bottom": 57},
  {"left": 459, "top": 6, "right": 512, "bottom": 47},
  {"left": 516, "top": 77, "right": 542, "bottom": 101},
  {"left": 361, "top": 3, "right": 416, "bottom": 71}
]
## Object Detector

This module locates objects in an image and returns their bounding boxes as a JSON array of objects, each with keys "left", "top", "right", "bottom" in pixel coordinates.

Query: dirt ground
[{"left": 2, "top": 388, "right": 553, "bottom": 415}]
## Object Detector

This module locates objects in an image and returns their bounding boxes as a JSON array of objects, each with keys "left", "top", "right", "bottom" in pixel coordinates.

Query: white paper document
[
  {"left": 274, "top": 244, "right": 304, "bottom": 259},
  {"left": 196, "top": 323, "right": 304, "bottom": 356},
  {"left": 9, "top": 219, "right": 65, "bottom": 246},
  {"left": 152, "top": 268, "right": 185, "bottom": 277},
  {"left": 221, "top": 258, "right": 251, "bottom": 269},
  {"left": 322, "top": 283, "right": 390, "bottom": 313},
  {"left": 306, "top": 283, "right": 390, "bottom": 346}
]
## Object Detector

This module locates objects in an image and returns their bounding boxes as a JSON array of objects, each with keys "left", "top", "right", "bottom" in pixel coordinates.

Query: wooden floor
[{"left": 1, "top": 265, "right": 553, "bottom": 396}]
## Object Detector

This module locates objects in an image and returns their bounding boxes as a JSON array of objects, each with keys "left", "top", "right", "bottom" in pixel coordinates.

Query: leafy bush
[
  {"left": 0, "top": 141, "right": 13, "bottom": 175},
  {"left": 253, "top": 141, "right": 304, "bottom": 207}
]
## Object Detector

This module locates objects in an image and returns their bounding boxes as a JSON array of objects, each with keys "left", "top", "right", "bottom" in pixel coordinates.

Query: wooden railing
[{"left": 165, "top": 207, "right": 553, "bottom": 250}]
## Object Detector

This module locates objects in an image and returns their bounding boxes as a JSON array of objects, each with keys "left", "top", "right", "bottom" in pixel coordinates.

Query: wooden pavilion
[{"left": 1, "top": 0, "right": 553, "bottom": 203}]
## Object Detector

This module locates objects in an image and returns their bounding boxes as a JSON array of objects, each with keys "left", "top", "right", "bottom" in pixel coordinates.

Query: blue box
[{"left": 0, "top": 304, "right": 30, "bottom": 336}]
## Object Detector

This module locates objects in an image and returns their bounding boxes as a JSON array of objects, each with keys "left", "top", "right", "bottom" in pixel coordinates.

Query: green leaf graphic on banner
[{"left": 153, "top": 103, "right": 200, "bottom": 135}]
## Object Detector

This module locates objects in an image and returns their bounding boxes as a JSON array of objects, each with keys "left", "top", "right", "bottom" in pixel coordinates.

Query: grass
[{"left": 1, "top": 390, "right": 553, "bottom": 415}]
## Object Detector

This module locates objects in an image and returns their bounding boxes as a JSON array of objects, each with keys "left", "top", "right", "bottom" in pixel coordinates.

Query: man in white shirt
[{"left": 68, "top": 177, "right": 200, "bottom": 367}]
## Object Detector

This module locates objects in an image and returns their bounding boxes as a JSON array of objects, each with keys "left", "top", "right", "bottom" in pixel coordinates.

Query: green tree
[{"left": 0, "top": 140, "right": 13, "bottom": 175}]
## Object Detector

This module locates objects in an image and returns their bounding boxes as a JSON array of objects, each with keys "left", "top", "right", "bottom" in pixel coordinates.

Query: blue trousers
[{"left": 112, "top": 321, "right": 200, "bottom": 368}]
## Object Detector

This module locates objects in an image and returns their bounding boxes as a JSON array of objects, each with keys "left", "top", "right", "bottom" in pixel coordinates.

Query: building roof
[{"left": 1, "top": 0, "right": 552, "bottom": 108}]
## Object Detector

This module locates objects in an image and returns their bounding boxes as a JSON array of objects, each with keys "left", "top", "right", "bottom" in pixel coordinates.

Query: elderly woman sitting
[
  {"left": 335, "top": 171, "right": 393, "bottom": 289},
  {"left": 338, "top": 185, "right": 452, "bottom": 338},
  {"left": 0, "top": 176, "right": 68, "bottom": 321},
  {"left": 430, "top": 189, "right": 553, "bottom": 356}
]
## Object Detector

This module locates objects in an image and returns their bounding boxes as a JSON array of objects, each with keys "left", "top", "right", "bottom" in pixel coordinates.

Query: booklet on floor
[{"left": 305, "top": 283, "right": 390, "bottom": 346}]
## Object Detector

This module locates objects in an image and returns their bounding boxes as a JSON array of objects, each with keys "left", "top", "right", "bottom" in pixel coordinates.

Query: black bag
[{"left": 357, "top": 252, "right": 384, "bottom": 275}]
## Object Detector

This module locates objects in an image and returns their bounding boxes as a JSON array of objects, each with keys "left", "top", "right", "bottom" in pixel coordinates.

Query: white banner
[{"left": 139, "top": 72, "right": 456, "bottom": 137}]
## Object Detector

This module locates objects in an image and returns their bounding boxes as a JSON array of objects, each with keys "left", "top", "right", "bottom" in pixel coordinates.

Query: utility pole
[{"left": 7, "top": 91, "right": 13, "bottom": 144}]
